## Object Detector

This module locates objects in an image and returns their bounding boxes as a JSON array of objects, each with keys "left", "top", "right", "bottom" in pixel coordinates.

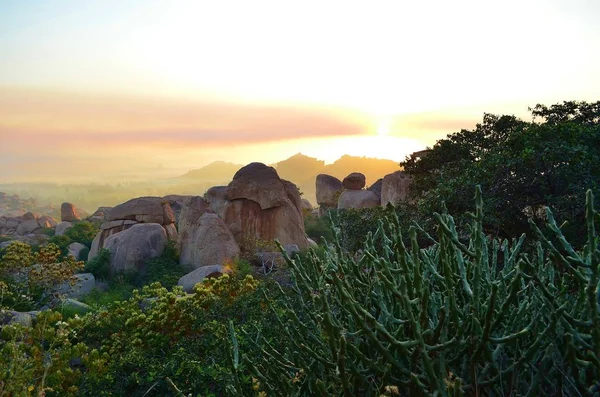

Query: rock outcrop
[
  {"left": 338, "top": 190, "right": 380, "bottom": 209},
  {"left": 68, "top": 242, "right": 88, "bottom": 260},
  {"left": 205, "top": 186, "right": 228, "bottom": 218},
  {"left": 222, "top": 163, "right": 308, "bottom": 251},
  {"left": 61, "top": 202, "right": 81, "bottom": 222},
  {"left": 177, "top": 197, "right": 240, "bottom": 270},
  {"left": 381, "top": 171, "right": 412, "bottom": 206},
  {"left": 55, "top": 221, "right": 73, "bottom": 236},
  {"left": 53, "top": 273, "right": 95, "bottom": 299},
  {"left": 316, "top": 174, "right": 343, "bottom": 208},
  {"left": 88, "top": 197, "right": 177, "bottom": 261},
  {"left": 368, "top": 178, "right": 383, "bottom": 201},
  {"left": 103, "top": 223, "right": 167, "bottom": 274},
  {"left": 342, "top": 172, "right": 366, "bottom": 190}
]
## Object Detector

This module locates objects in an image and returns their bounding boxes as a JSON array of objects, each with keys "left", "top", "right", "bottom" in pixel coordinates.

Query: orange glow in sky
[{"left": 1, "top": 0, "right": 599, "bottom": 182}]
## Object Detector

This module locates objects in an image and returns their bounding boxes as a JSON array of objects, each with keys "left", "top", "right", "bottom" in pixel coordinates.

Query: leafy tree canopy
[{"left": 401, "top": 100, "right": 600, "bottom": 242}]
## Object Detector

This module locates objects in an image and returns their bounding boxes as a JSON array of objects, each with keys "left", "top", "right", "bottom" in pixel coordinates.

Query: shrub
[
  {"left": 64, "top": 221, "right": 99, "bottom": 248},
  {"left": 303, "top": 213, "right": 334, "bottom": 244},
  {"left": 84, "top": 248, "right": 111, "bottom": 280},
  {"left": 234, "top": 187, "right": 600, "bottom": 396}
]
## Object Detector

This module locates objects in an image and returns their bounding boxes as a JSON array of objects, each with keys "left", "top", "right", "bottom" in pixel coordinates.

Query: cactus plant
[{"left": 231, "top": 187, "right": 600, "bottom": 396}]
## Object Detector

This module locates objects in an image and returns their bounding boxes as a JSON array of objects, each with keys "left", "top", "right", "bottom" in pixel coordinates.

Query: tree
[{"left": 401, "top": 101, "right": 600, "bottom": 243}]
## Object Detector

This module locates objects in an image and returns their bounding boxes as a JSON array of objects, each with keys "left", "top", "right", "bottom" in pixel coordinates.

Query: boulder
[
  {"left": 55, "top": 221, "right": 73, "bottom": 236},
  {"left": 61, "top": 202, "right": 81, "bottom": 222},
  {"left": 91, "top": 206, "right": 112, "bottom": 219},
  {"left": 16, "top": 219, "right": 40, "bottom": 235},
  {"left": 58, "top": 299, "right": 93, "bottom": 314},
  {"left": 225, "top": 163, "right": 288, "bottom": 210},
  {"left": 107, "top": 197, "right": 173, "bottom": 225},
  {"left": 368, "top": 178, "right": 383, "bottom": 200},
  {"left": 338, "top": 190, "right": 380, "bottom": 210},
  {"left": 177, "top": 265, "right": 232, "bottom": 293},
  {"left": 307, "top": 238, "right": 319, "bottom": 248},
  {"left": 68, "top": 242, "right": 88, "bottom": 260},
  {"left": 0, "top": 310, "right": 34, "bottom": 327},
  {"left": 381, "top": 171, "right": 412, "bottom": 206},
  {"left": 37, "top": 216, "right": 58, "bottom": 228},
  {"left": 22, "top": 212, "right": 38, "bottom": 221},
  {"left": 53, "top": 273, "right": 95, "bottom": 299},
  {"left": 179, "top": 212, "right": 240, "bottom": 270},
  {"left": 103, "top": 223, "right": 167, "bottom": 274},
  {"left": 222, "top": 163, "right": 308, "bottom": 251},
  {"left": 301, "top": 199, "right": 313, "bottom": 211},
  {"left": 163, "top": 195, "right": 192, "bottom": 224},
  {"left": 87, "top": 232, "right": 102, "bottom": 261},
  {"left": 342, "top": 172, "right": 366, "bottom": 190},
  {"left": 205, "top": 186, "right": 228, "bottom": 217},
  {"left": 316, "top": 174, "right": 343, "bottom": 207}
]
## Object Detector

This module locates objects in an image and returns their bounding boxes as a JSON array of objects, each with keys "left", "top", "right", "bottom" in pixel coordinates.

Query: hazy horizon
[{"left": 2, "top": 0, "right": 599, "bottom": 184}]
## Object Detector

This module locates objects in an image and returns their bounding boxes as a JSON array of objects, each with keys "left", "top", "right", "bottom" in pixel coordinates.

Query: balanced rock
[
  {"left": 223, "top": 163, "right": 308, "bottom": 251},
  {"left": 316, "top": 174, "right": 343, "bottom": 207},
  {"left": 338, "top": 190, "right": 380, "bottom": 210},
  {"left": 381, "top": 171, "right": 412, "bottom": 206},
  {"left": 342, "top": 172, "right": 366, "bottom": 190},
  {"left": 226, "top": 163, "right": 288, "bottom": 210},
  {"left": 103, "top": 223, "right": 167, "bottom": 274},
  {"left": 177, "top": 265, "right": 232, "bottom": 293},
  {"left": 61, "top": 202, "right": 81, "bottom": 222}
]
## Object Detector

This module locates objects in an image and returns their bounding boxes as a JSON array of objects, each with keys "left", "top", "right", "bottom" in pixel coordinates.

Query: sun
[{"left": 376, "top": 121, "right": 390, "bottom": 136}]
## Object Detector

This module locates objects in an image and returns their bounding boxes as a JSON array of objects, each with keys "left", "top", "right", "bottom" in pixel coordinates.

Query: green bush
[
  {"left": 304, "top": 213, "right": 334, "bottom": 244},
  {"left": 235, "top": 187, "right": 600, "bottom": 396},
  {"left": 85, "top": 248, "right": 111, "bottom": 280},
  {"left": 65, "top": 221, "right": 99, "bottom": 248}
]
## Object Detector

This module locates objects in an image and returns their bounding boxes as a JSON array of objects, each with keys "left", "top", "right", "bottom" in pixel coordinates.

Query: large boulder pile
[
  {"left": 337, "top": 172, "right": 379, "bottom": 210},
  {"left": 222, "top": 163, "right": 308, "bottom": 251},
  {"left": 0, "top": 211, "right": 58, "bottom": 237},
  {"left": 177, "top": 196, "right": 240, "bottom": 271},
  {"left": 88, "top": 197, "right": 178, "bottom": 270}
]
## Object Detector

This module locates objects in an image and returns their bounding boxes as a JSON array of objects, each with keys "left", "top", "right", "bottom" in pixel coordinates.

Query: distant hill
[
  {"left": 177, "top": 161, "right": 243, "bottom": 182},
  {"left": 273, "top": 153, "right": 400, "bottom": 206},
  {"left": 175, "top": 154, "right": 400, "bottom": 206}
]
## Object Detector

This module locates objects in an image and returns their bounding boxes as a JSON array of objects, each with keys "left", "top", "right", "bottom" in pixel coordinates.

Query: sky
[{"left": 1, "top": 0, "right": 599, "bottom": 183}]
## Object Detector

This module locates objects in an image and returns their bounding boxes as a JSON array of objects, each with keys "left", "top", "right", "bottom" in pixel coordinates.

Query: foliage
[
  {"left": 236, "top": 187, "right": 600, "bottom": 396},
  {"left": 64, "top": 221, "right": 98, "bottom": 248},
  {"left": 0, "top": 242, "right": 83, "bottom": 310},
  {"left": 84, "top": 248, "right": 111, "bottom": 280},
  {"left": 303, "top": 213, "right": 334, "bottom": 244},
  {"left": 49, "top": 220, "right": 99, "bottom": 257},
  {"left": 401, "top": 101, "right": 600, "bottom": 244},
  {"left": 0, "top": 311, "right": 89, "bottom": 396},
  {"left": 73, "top": 275, "right": 279, "bottom": 396}
]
